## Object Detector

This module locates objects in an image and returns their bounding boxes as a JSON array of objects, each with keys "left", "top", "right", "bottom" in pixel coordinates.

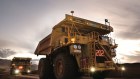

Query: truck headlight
[
  {"left": 121, "top": 66, "right": 125, "bottom": 71},
  {"left": 90, "top": 67, "right": 96, "bottom": 72},
  {"left": 15, "top": 69, "right": 20, "bottom": 74},
  {"left": 27, "top": 70, "right": 31, "bottom": 73}
]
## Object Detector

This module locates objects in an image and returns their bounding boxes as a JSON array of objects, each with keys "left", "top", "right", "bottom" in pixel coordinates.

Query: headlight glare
[
  {"left": 71, "top": 38, "right": 75, "bottom": 43},
  {"left": 90, "top": 67, "right": 96, "bottom": 72},
  {"left": 15, "top": 69, "right": 20, "bottom": 74},
  {"left": 27, "top": 70, "right": 31, "bottom": 73},
  {"left": 121, "top": 66, "right": 125, "bottom": 71}
]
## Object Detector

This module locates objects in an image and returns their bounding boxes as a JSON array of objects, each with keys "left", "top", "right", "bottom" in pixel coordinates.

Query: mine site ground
[
  {"left": 0, "top": 61, "right": 140, "bottom": 79},
  {"left": 0, "top": 74, "right": 140, "bottom": 79},
  {"left": 0, "top": 71, "right": 140, "bottom": 79}
]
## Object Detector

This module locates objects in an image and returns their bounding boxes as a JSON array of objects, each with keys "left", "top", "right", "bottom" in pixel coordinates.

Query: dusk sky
[{"left": 0, "top": 0, "right": 140, "bottom": 63}]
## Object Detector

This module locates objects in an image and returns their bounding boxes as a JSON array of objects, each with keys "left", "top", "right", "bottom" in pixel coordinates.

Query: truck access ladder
[
  {"left": 88, "top": 32, "right": 99, "bottom": 67},
  {"left": 95, "top": 42, "right": 118, "bottom": 70}
]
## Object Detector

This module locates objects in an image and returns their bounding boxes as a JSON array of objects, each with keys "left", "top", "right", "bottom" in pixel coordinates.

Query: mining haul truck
[
  {"left": 35, "top": 14, "right": 119, "bottom": 79},
  {"left": 10, "top": 57, "right": 32, "bottom": 75}
]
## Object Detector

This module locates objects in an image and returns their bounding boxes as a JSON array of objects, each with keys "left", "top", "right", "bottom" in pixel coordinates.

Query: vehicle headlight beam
[
  {"left": 90, "top": 67, "right": 96, "bottom": 72},
  {"left": 121, "top": 66, "right": 125, "bottom": 71},
  {"left": 15, "top": 69, "right": 20, "bottom": 74},
  {"left": 27, "top": 70, "right": 31, "bottom": 73}
]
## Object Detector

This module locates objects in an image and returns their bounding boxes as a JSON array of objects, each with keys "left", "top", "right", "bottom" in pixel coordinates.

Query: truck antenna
[
  {"left": 105, "top": 19, "right": 110, "bottom": 26},
  {"left": 71, "top": 11, "right": 74, "bottom": 16}
]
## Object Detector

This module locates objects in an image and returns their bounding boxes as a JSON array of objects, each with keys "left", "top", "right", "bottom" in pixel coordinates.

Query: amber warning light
[{"left": 19, "top": 66, "right": 23, "bottom": 69}]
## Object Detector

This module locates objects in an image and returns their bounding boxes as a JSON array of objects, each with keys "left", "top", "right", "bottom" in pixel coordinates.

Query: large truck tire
[
  {"left": 38, "top": 58, "right": 54, "bottom": 79},
  {"left": 10, "top": 69, "right": 14, "bottom": 75},
  {"left": 53, "top": 53, "right": 77, "bottom": 79}
]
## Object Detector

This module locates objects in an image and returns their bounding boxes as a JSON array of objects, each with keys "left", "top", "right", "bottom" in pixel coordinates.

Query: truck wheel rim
[{"left": 56, "top": 59, "right": 63, "bottom": 76}]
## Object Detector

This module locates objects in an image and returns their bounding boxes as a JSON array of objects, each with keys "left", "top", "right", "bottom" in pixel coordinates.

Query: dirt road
[
  {"left": 1, "top": 73, "right": 140, "bottom": 79},
  {"left": 10, "top": 74, "right": 39, "bottom": 79},
  {"left": 0, "top": 73, "right": 38, "bottom": 79}
]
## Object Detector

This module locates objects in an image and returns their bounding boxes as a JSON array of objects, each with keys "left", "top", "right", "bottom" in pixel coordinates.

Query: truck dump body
[
  {"left": 35, "top": 34, "right": 52, "bottom": 55},
  {"left": 35, "top": 14, "right": 114, "bottom": 55},
  {"left": 54, "top": 14, "right": 113, "bottom": 35},
  {"left": 12, "top": 57, "right": 31, "bottom": 61}
]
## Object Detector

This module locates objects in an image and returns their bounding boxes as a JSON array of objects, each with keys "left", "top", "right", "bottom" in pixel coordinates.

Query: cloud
[
  {"left": 116, "top": 23, "right": 140, "bottom": 40},
  {"left": 0, "top": 0, "right": 140, "bottom": 63},
  {"left": 0, "top": 38, "right": 35, "bottom": 53},
  {"left": 0, "top": 48, "right": 16, "bottom": 58},
  {"left": 134, "top": 51, "right": 140, "bottom": 56},
  {"left": 0, "top": 0, "right": 56, "bottom": 54},
  {"left": 110, "top": 1, "right": 140, "bottom": 40},
  {"left": 121, "top": 55, "right": 140, "bottom": 63}
]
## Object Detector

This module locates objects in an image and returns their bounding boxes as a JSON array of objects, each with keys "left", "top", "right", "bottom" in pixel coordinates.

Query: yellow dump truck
[
  {"left": 35, "top": 14, "right": 120, "bottom": 79},
  {"left": 10, "top": 57, "right": 32, "bottom": 75}
]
